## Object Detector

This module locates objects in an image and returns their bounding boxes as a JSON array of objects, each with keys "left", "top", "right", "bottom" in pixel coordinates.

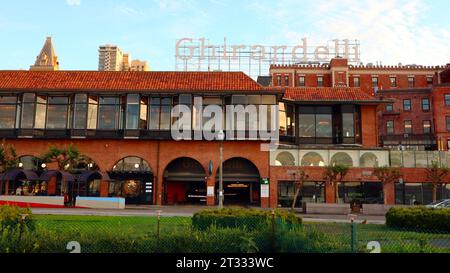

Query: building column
[
  {"left": 383, "top": 182, "right": 395, "bottom": 205},
  {"left": 100, "top": 180, "right": 109, "bottom": 197},
  {"left": 156, "top": 175, "right": 163, "bottom": 205},
  {"left": 47, "top": 176, "right": 57, "bottom": 195},
  {"left": 206, "top": 174, "right": 215, "bottom": 206},
  {"left": 325, "top": 182, "right": 336, "bottom": 203},
  {"left": 4, "top": 180, "right": 9, "bottom": 195},
  {"left": 269, "top": 176, "right": 278, "bottom": 209}
]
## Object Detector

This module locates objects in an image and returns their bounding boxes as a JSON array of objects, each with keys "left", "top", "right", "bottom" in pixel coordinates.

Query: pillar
[
  {"left": 100, "top": 180, "right": 109, "bottom": 197},
  {"left": 325, "top": 182, "right": 336, "bottom": 203},
  {"left": 4, "top": 180, "right": 9, "bottom": 195},
  {"left": 156, "top": 175, "right": 163, "bottom": 205},
  {"left": 47, "top": 176, "right": 57, "bottom": 195},
  {"left": 383, "top": 182, "right": 395, "bottom": 205}
]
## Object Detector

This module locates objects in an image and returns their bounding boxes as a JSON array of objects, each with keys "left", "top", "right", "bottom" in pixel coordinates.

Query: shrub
[
  {"left": 386, "top": 207, "right": 450, "bottom": 232},
  {"left": 0, "top": 205, "right": 35, "bottom": 232},
  {"left": 192, "top": 208, "right": 301, "bottom": 231}
]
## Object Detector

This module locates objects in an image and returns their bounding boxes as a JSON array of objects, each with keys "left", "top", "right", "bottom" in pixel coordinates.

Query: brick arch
[
  {"left": 162, "top": 156, "right": 208, "bottom": 178},
  {"left": 106, "top": 154, "right": 155, "bottom": 173},
  {"left": 215, "top": 156, "right": 261, "bottom": 178}
]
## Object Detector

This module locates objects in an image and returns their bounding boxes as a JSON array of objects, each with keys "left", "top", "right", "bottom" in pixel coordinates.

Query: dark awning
[
  {"left": 39, "top": 170, "right": 76, "bottom": 183},
  {"left": 76, "top": 171, "right": 110, "bottom": 183},
  {"left": 0, "top": 169, "right": 39, "bottom": 181}
]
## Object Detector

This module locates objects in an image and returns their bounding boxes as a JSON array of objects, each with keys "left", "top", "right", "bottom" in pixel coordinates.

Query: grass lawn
[{"left": 30, "top": 215, "right": 449, "bottom": 253}]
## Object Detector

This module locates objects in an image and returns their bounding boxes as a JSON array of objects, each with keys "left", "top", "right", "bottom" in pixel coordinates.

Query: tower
[{"left": 30, "top": 37, "right": 60, "bottom": 71}]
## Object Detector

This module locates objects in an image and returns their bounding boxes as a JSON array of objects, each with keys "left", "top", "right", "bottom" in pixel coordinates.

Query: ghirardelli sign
[{"left": 175, "top": 37, "right": 361, "bottom": 64}]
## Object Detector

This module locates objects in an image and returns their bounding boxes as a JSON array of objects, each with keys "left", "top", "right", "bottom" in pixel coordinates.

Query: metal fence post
[
  {"left": 351, "top": 219, "right": 357, "bottom": 253},
  {"left": 156, "top": 210, "right": 161, "bottom": 240},
  {"left": 271, "top": 210, "right": 276, "bottom": 251}
]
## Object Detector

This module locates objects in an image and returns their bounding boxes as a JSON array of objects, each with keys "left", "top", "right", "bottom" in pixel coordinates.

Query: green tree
[
  {"left": 425, "top": 161, "right": 449, "bottom": 202},
  {"left": 291, "top": 170, "right": 309, "bottom": 210},
  {"left": 323, "top": 165, "right": 349, "bottom": 203},
  {"left": 373, "top": 166, "right": 401, "bottom": 204},
  {"left": 0, "top": 140, "right": 18, "bottom": 173},
  {"left": 40, "top": 144, "right": 82, "bottom": 172}
]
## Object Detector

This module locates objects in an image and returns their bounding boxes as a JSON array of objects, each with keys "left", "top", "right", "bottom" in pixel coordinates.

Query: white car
[{"left": 425, "top": 199, "right": 450, "bottom": 209}]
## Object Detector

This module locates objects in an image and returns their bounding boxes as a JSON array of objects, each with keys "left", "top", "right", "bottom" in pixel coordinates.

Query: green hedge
[
  {"left": 192, "top": 208, "right": 301, "bottom": 231},
  {"left": 0, "top": 205, "right": 35, "bottom": 232},
  {"left": 386, "top": 207, "right": 450, "bottom": 231}
]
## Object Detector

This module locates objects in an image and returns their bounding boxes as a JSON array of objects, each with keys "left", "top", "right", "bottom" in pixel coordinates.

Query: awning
[
  {"left": 76, "top": 171, "right": 110, "bottom": 183},
  {"left": 0, "top": 169, "right": 39, "bottom": 181},
  {"left": 39, "top": 170, "right": 76, "bottom": 183}
]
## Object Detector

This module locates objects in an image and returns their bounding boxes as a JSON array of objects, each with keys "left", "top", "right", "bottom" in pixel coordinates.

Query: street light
[{"left": 217, "top": 130, "right": 225, "bottom": 209}]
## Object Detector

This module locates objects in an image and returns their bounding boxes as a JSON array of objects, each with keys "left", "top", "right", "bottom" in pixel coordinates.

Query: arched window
[
  {"left": 301, "top": 152, "right": 325, "bottom": 167},
  {"left": 330, "top": 152, "right": 353, "bottom": 167},
  {"left": 360, "top": 153, "right": 379, "bottom": 168},
  {"left": 71, "top": 156, "right": 99, "bottom": 173},
  {"left": 18, "top": 156, "right": 41, "bottom": 170},
  {"left": 113, "top": 157, "right": 151, "bottom": 172},
  {"left": 275, "top": 152, "right": 296, "bottom": 166}
]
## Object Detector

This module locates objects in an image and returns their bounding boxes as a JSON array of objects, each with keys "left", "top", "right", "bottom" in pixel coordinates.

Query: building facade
[{"left": 98, "top": 45, "right": 124, "bottom": 71}]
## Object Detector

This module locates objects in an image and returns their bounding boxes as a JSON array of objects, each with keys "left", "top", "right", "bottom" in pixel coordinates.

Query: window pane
[
  {"left": 98, "top": 105, "right": 118, "bottom": 129},
  {"left": 149, "top": 99, "right": 160, "bottom": 130},
  {"left": 404, "top": 121, "right": 412, "bottom": 134},
  {"left": 34, "top": 95, "right": 47, "bottom": 129},
  {"left": 423, "top": 120, "right": 431, "bottom": 134},
  {"left": 279, "top": 110, "right": 287, "bottom": 136},
  {"left": 160, "top": 105, "right": 171, "bottom": 130},
  {"left": 342, "top": 113, "right": 355, "bottom": 137},
  {"left": 46, "top": 97, "right": 68, "bottom": 129},
  {"left": 316, "top": 114, "right": 332, "bottom": 137},
  {"left": 140, "top": 97, "right": 148, "bottom": 130},
  {"left": 0, "top": 96, "right": 17, "bottom": 128},
  {"left": 87, "top": 96, "right": 98, "bottom": 129},
  {"left": 232, "top": 95, "right": 247, "bottom": 104},
  {"left": 126, "top": 94, "right": 139, "bottom": 130},
  {"left": 299, "top": 114, "right": 315, "bottom": 137},
  {"left": 387, "top": 121, "right": 394, "bottom": 135},
  {"left": 21, "top": 94, "right": 35, "bottom": 129},
  {"left": 247, "top": 95, "right": 261, "bottom": 104}
]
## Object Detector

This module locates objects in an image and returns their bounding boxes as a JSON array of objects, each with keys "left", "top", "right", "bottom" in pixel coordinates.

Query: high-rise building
[
  {"left": 30, "top": 37, "right": 59, "bottom": 71},
  {"left": 130, "top": 60, "right": 150, "bottom": 71},
  {"left": 98, "top": 45, "right": 124, "bottom": 71}
]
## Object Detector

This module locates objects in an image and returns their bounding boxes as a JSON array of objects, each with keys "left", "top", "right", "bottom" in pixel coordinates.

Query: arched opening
[
  {"left": 360, "top": 153, "right": 379, "bottom": 168},
  {"left": 163, "top": 157, "right": 206, "bottom": 205},
  {"left": 301, "top": 152, "right": 325, "bottom": 167},
  {"left": 275, "top": 152, "right": 296, "bottom": 166},
  {"left": 108, "top": 156, "right": 153, "bottom": 205},
  {"left": 18, "top": 155, "right": 44, "bottom": 171},
  {"left": 330, "top": 152, "right": 353, "bottom": 167},
  {"left": 39, "top": 170, "right": 75, "bottom": 197},
  {"left": 0, "top": 169, "right": 39, "bottom": 196},
  {"left": 216, "top": 157, "right": 261, "bottom": 206}
]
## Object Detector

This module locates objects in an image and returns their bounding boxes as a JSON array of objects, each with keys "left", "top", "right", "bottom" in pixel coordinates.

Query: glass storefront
[
  {"left": 395, "top": 183, "right": 450, "bottom": 205},
  {"left": 278, "top": 181, "right": 325, "bottom": 207},
  {"left": 338, "top": 182, "right": 383, "bottom": 204}
]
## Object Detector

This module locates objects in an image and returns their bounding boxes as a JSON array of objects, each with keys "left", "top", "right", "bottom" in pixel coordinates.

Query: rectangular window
[
  {"left": 34, "top": 95, "right": 47, "bottom": 129},
  {"left": 403, "top": 99, "right": 411, "bottom": 111},
  {"left": 160, "top": 98, "right": 171, "bottom": 130},
  {"left": 149, "top": 97, "right": 161, "bottom": 130},
  {"left": 404, "top": 120, "right": 412, "bottom": 134},
  {"left": 447, "top": 117, "right": 450, "bottom": 131},
  {"left": 445, "top": 94, "right": 450, "bottom": 106},
  {"left": 284, "top": 75, "right": 289, "bottom": 86},
  {"left": 73, "top": 94, "right": 87, "bottom": 129},
  {"left": 317, "top": 76, "right": 324, "bottom": 87},
  {"left": 140, "top": 96, "right": 148, "bottom": 130},
  {"left": 46, "top": 96, "right": 68, "bottom": 129},
  {"left": 386, "top": 104, "right": 393, "bottom": 112},
  {"left": 353, "top": 77, "right": 360, "bottom": 87},
  {"left": 126, "top": 94, "right": 140, "bottom": 129},
  {"left": 315, "top": 107, "right": 332, "bottom": 138},
  {"left": 98, "top": 97, "right": 119, "bottom": 130},
  {"left": 427, "top": 76, "right": 433, "bottom": 86},
  {"left": 423, "top": 120, "right": 431, "bottom": 134},
  {"left": 276, "top": 75, "right": 281, "bottom": 86},
  {"left": 342, "top": 113, "right": 355, "bottom": 137},
  {"left": 87, "top": 96, "right": 98, "bottom": 130},
  {"left": 371, "top": 77, "right": 378, "bottom": 88},
  {"left": 0, "top": 96, "right": 17, "bottom": 129},
  {"left": 408, "top": 76, "right": 415, "bottom": 88},
  {"left": 390, "top": 77, "right": 397, "bottom": 87},
  {"left": 299, "top": 107, "right": 315, "bottom": 138},
  {"left": 421, "top": 98, "right": 430, "bottom": 111},
  {"left": 21, "top": 93, "right": 36, "bottom": 129},
  {"left": 298, "top": 76, "right": 305, "bottom": 87},
  {"left": 387, "top": 120, "right": 394, "bottom": 135},
  {"left": 279, "top": 103, "right": 295, "bottom": 137}
]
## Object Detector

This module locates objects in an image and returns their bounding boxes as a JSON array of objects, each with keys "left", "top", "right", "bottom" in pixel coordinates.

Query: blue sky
[{"left": 0, "top": 0, "right": 449, "bottom": 71}]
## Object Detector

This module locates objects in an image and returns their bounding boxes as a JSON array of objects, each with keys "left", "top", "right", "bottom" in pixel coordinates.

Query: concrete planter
[
  {"left": 0, "top": 195, "right": 65, "bottom": 208},
  {"left": 304, "top": 203, "right": 351, "bottom": 215},
  {"left": 362, "top": 204, "right": 410, "bottom": 216},
  {"left": 75, "top": 197, "right": 125, "bottom": 209}
]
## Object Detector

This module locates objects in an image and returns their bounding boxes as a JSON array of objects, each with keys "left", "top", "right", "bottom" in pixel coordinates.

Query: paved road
[{"left": 31, "top": 205, "right": 386, "bottom": 224}]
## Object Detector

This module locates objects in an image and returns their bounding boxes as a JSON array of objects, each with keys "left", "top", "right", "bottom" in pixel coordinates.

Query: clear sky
[{"left": 0, "top": 0, "right": 449, "bottom": 71}]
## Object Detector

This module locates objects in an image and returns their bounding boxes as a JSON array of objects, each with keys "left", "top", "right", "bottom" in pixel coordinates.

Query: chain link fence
[{"left": 1, "top": 212, "right": 449, "bottom": 253}]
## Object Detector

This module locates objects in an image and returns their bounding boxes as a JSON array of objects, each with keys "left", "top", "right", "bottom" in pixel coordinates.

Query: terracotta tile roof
[
  {"left": 283, "top": 87, "right": 380, "bottom": 103},
  {"left": 0, "top": 70, "right": 268, "bottom": 92}
]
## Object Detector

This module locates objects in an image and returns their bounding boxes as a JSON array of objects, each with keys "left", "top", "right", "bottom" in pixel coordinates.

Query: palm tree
[
  {"left": 291, "top": 169, "right": 309, "bottom": 210},
  {"left": 0, "top": 139, "right": 18, "bottom": 173},
  {"left": 425, "top": 161, "right": 449, "bottom": 203},
  {"left": 40, "top": 144, "right": 82, "bottom": 172},
  {"left": 373, "top": 166, "right": 401, "bottom": 204},
  {"left": 323, "top": 165, "right": 349, "bottom": 203}
]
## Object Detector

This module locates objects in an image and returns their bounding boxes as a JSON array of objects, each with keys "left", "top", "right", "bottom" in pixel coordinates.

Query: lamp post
[{"left": 217, "top": 130, "right": 225, "bottom": 209}]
